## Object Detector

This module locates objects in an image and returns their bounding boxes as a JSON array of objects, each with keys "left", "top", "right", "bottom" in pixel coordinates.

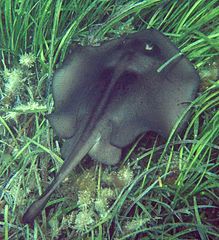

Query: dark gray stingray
[{"left": 22, "top": 29, "right": 200, "bottom": 224}]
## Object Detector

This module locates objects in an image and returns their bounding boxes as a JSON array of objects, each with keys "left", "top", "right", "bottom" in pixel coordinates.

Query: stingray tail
[{"left": 22, "top": 132, "right": 99, "bottom": 224}]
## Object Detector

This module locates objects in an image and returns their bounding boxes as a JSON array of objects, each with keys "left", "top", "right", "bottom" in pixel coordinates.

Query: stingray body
[{"left": 22, "top": 29, "right": 200, "bottom": 224}]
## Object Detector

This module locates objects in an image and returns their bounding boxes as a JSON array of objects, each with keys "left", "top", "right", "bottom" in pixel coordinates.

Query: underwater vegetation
[{"left": 0, "top": 0, "right": 218, "bottom": 239}]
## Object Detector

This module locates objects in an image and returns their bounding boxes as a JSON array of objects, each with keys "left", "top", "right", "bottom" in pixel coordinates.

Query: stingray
[{"left": 22, "top": 29, "right": 200, "bottom": 224}]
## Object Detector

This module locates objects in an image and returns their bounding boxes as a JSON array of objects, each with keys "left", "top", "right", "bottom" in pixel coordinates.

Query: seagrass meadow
[{"left": 0, "top": 0, "right": 218, "bottom": 239}]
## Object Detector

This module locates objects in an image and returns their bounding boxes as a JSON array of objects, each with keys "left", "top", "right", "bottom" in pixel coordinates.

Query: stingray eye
[
  {"left": 114, "top": 71, "right": 137, "bottom": 94},
  {"left": 144, "top": 41, "right": 160, "bottom": 56},
  {"left": 145, "top": 41, "right": 154, "bottom": 51}
]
